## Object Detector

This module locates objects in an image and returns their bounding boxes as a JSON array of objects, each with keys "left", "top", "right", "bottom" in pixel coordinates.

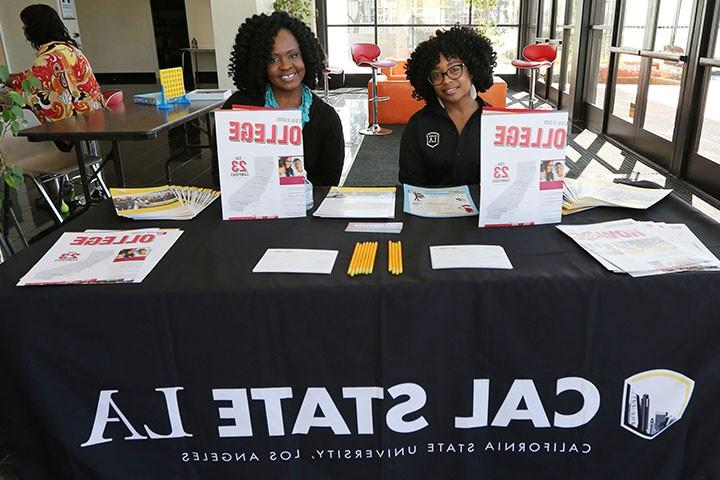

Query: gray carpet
[{"left": 344, "top": 125, "right": 404, "bottom": 186}]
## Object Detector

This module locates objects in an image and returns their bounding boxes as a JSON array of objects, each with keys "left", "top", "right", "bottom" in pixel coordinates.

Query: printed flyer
[
  {"left": 215, "top": 108, "right": 306, "bottom": 220},
  {"left": 479, "top": 109, "right": 568, "bottom": 227}
]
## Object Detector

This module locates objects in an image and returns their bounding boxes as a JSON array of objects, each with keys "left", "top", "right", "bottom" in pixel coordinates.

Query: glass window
[
  {"left": 698, "top": 68, "right": 720, "bottom": 163},
  {"left": 715, "top": 21, "right": 720, "bottom": 57},
  {"left": 620, "top": 0, "right": 649, "bottom": 48},
  {"left": 494, "top": 26, "right": 520, "bottom": 74},
  {"left": 472, "top": 0, "right": 521, "bottom": 25},
  {"left": 556, "top": 0, "right": 567, "bottom": 27},
  {"left": 378, "top": 0, "right": 468, "bottom": 25},
  {"left": 563, "top": 28, "right": 575, "bottom": 93},
  {"left": 586, "top": 29, "right": 613, "bottom": 106},
  {"left": 642, "top": 60, "right": 684, "bottom": 139},
  {"left": 612, "top": 54, "right": 641, "bottom": 122},
  {"left": 654, "top": 0, "right": 692, "bottom": 53},
  {"left": 551, "top": 47, "right": 563, "bottom": 89},
  {"left": 327, "top": 0, "right": 375, "bottom": 24},
  {"left": 328, "top": 26, "right": 375, "bottom": 73},
  {"left": 541, "top": 0, "right": 553, "bottom": 37}
]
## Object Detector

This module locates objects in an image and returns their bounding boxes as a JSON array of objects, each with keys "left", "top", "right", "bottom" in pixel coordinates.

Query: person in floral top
[{"left": 10, "top": 4, "right": 105, "bottom": 126}]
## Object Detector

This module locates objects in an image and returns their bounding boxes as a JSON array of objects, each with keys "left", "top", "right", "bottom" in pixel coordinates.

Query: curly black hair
[
  {"left": 229, "top": 11, "right": 325, "bottom": 97},
  {"left": 405, "top": 26, "right": 496, "bottom": 102},
  {"left": 20, "top": 4, "right": 78, "bottom": 50}
]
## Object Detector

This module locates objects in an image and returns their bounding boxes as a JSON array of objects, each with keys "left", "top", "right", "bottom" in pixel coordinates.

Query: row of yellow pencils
[
  {"left": 388, "top": 241, "right": 403, "bottom": 275},
  {"left": 347, "top": 241, "right": 378, "bottom": 276}
]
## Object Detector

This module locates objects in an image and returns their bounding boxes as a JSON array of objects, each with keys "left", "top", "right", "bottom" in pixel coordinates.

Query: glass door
[
  {"left": 547, "top": 0, "right": 579, "bottom": 110},
  {"left": 606, "top": 0, "right": 694, "bottom": 168},
  {"left": 583, "top": 0, "right": 617, "bottom": 130},
  {"left": 685, "top": 4, "right": 720, "bottom": 197}
]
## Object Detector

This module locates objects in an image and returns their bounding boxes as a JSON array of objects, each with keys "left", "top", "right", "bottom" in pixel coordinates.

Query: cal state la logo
[
  {"left": 426, "top": 132, "right": 440, "bottom": 148},
  {"left": 620, "top": 369, "right": 694, "bottom": 440}
]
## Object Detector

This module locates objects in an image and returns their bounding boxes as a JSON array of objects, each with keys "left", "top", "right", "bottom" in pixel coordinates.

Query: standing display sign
[
  {"left": 479, "top": 109, "right": 568, "bottom": 227},
  {"left": 215, "top": 108, "right": 307, "bottom": 220}
]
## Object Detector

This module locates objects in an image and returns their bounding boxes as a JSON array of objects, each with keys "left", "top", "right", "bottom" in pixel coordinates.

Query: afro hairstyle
[
  {"left": 228, "top": 11, "right": 325, "bottom": 97},
  {"left": 405, "top": 25, "right": 496, "bottom": 102}
]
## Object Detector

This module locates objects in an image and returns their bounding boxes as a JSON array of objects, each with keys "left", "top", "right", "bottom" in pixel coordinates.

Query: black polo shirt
[{"left": 398, "top": 98, "right": 487, "bottom": 187}]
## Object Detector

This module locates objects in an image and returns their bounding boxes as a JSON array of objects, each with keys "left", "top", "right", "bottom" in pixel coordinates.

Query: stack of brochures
[
  {"left": 110, "top": 186, "right": 219, "bottom": 220},
  {"left": 17, "top": 228, "right": 183, "bottom": 286},
  {"left": 313, "top": 187, "right": 396, "bottom": 218},
  {"left": 563, "top": 178, "right": 673, "bottom": 215},
  {"left": 557, "top": 219, "right": 720, "bottom": 277}
]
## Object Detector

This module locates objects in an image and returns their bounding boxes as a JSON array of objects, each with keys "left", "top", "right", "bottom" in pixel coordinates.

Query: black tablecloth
[{"left": 2, "top": 190, "right": 720, "bottom": 479}]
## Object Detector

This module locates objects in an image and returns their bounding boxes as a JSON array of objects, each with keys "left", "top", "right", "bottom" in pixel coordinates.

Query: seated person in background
[
  {"left": 217, "top": 11, "right": 344, "bottom": 186},
  {"left": 9, "top": 4, "right": 105, "bottom": 126},
  {"left": 399, "top": 26, "right": 496, "bottom": 187}
]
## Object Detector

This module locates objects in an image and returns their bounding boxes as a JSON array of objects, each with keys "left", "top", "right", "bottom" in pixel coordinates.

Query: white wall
[
  {"left": 0, "top": 0, "right": 55, "bottom": 72},
  {"left": 211, "top": 0, "right": 273, "bottom": 90},
  {"left": 184, "top": 0, "right": 215, "bottom": 72},
  {"left": 75, "top": 0, "right": 158, "bottom": 74}
]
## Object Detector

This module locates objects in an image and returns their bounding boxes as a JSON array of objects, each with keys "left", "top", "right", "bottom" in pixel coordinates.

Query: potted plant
[
  {"left": 273, "top": 0, "right": 314, "bottom": 27},
  {"left": 0, "top": 64, "right": 40, "bottom": 255}
]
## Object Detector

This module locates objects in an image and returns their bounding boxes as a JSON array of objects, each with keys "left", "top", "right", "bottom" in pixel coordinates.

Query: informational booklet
[
  {"left": 563, "top": 178, "right": 672, "bottom": 215},
  {"left": 479, "top": 108, "right": 569, "bottom": 227},
  {"left": 429, "top": 245, "right": 513, "bottom": 270},
  {"left": 17, "top": 229, "right": 183, "bottom": 286},
  {"left": 557, "top": 219, "right": 720, "bottom": 277},
  {"left": 215, "top": 108, "right": 307, "bottom": 220},
  {"left": 110, "top": 185, "right": 219, "bottom": 220},
  {"left": 252, "top": 249, "right": 338, "bottom": 274},
  {"left": 313, "top": 187, "right": 396, "bottom": 218},
  {"left": 403, "top": 184, "right": 478, "bottom": 217}
]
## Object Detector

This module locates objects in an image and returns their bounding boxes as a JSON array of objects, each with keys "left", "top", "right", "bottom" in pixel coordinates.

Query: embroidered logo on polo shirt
[{"left": 426, "top": 132, "right": 440, "bottom": 148}]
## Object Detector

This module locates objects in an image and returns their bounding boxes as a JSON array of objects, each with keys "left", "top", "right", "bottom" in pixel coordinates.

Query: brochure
[
  {"left": 403, "top": 184, "right": 478, "bottom": 217},
  {"left": 110, "top": 185, "right": 219, "bottom": 220},
  {"left": 17, "top": 229, "right": 183, "bottom": 286},
  {"left": 557, "top": 219, "right": 720, "bottom": 277},
  {"left": 562, "top": 178, "right": 672, "bottom": 215},
  {"left": 479, "top": 108, "right": 568, "bottom": 227},
  {"left": 313, "top": 187, "right": 396, "bottom": 218},
  {"left": 215, "top": 108, "right": 307, "bottom": 220}
]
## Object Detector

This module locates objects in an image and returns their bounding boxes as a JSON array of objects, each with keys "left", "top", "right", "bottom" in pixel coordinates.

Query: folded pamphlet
[{"left": 110, "top": 186, "right": 219, "bottom": 220}]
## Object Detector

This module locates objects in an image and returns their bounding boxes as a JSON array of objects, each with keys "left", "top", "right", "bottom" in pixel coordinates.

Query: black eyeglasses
[{"left": 428, "top": 64, "right": 465, "bottom": 86}]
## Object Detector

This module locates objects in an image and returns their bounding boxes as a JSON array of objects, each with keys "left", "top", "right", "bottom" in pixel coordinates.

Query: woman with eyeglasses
[{"left": 399, "top": 26, "right": 496, "bottom": 187}]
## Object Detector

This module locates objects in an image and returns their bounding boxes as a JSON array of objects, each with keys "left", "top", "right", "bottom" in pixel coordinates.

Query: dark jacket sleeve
[
  {"left": 309, "top": 99, "right": 344, "bottom": 186},
  {"left": 398, "top": 115, "right": 426, "bottom": 186}
]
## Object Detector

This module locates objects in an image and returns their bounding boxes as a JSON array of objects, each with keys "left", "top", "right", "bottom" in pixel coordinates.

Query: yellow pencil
[
  {"left": 398, "top": 241, "right": 403, "bottom": 275},
  {"left": 347, "top": 242, "right": 360, "bottom": 276},
  {"left": 388, "top": 241, "right": 393, "bottom": 274},
  {"left": 365, "top": 242, "right": 374, "bottom": 274},
  {"left": 359, "top": 241, "right": 370, "bottom": 275},
  {"left": 369, "top": 241, "right": 378, "bottom": 274}
]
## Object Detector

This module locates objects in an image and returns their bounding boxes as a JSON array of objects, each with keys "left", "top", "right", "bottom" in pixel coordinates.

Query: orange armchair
[{"left": 368, "top": 62, "right": 507, "bottom": 125}]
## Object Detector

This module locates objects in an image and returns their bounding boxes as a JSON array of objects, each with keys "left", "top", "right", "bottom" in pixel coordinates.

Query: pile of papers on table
[
  {"left": 17, "top": 228, "right": 182, "bottom": 286},
  {"left": 313, "top": 187, "right": 396, "bottom": 218},
  {"left": 557, "top": 219, "right": 720, "bottom": 277},
  {"left": 110, "top": 186, "right": 219, "bottom": 220},
  {"left": 563, "top": 178, "right": 673, "bottom": 215}
]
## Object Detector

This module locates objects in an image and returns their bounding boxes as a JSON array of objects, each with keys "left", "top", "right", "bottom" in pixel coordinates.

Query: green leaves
[{"left": 0, "top": 65, "right": 9, "bottom": 83}]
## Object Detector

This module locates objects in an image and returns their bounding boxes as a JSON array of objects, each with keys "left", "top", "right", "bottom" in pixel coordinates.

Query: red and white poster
[
  {"left": 479, "top": 108, "right": 568, "bottom": 227},
  {"left": 215, "top": 108, "right": 306, "bottom": 220}
]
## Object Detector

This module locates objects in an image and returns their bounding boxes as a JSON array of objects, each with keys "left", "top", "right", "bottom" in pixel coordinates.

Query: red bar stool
[
  {"left": 351, "top": 43, "right": 396, "bottom": 135},
  {"left": 511, "top": 43, "right": 557, "bottom": 109},
  {"left": 322, "top": 67, "right": 343, "bottom": 99}
]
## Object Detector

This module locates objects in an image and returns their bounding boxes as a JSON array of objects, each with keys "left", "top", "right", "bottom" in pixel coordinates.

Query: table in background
[
  {"left": 18, "top": 96, "right": 224, "bottom": 202},
  {"left": 1, "top": 191, "right": 720, "bottom": 479}
]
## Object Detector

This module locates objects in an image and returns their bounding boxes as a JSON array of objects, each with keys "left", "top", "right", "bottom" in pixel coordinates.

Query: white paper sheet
[
  {"left": 566, "top": 145, "right": 582, "bottom": 163},
  {"left": 252, "top": 249, "right": 338, "bottom": 274},
  {"left": 345, "top": 222, "right": 403, "bottom": 234},
  {"left": 596, "top": 142, "right": 625, "bottom": 170},
  {"left": 573, "top": 129, "right": 598, "bottom": 149},
  {"left": 313, "top": 187, "right": 396, "bottom": 218},
  {"left": 430, "top": 245, "right": 513, "bottom": 270}
]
